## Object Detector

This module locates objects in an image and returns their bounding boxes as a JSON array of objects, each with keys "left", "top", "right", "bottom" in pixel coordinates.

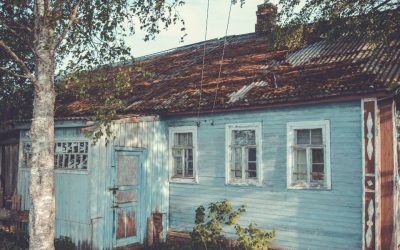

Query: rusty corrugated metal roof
[{"left": 57, "top": 33, "right": 400, "bottom": 117}]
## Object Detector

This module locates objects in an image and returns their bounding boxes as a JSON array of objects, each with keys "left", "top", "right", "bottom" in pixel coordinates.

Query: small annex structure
[{"left": 1, "top": 3, "right": 400, "bottom": 250}]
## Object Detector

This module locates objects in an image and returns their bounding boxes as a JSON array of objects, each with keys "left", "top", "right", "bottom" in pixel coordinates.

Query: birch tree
[{"left": 0, "top": 1, "right": 184, "bottom": 249}]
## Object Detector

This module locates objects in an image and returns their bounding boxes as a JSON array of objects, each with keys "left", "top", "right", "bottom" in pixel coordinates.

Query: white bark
[{"left": 29, "top": 1, "right": 56, "bottom": 249}]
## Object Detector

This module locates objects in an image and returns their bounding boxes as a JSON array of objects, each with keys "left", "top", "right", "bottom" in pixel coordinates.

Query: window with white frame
[
  {"left": 169, "top": 126, "right": 197, "bottom": 182},
  {"left": 225, "top": 123, "right": 262, "bottom": 185},
  {"left": 287, "top": 121, "right": 331, "bottom": 189}
]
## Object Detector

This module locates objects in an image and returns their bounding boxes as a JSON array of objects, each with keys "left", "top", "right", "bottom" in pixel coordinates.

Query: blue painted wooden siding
[
  {"left": 18, "top": 121, "right": 169, "bottom": 249},
  {"left": 166, "top": 101, "right": 362, "bottom": 250},
  {"left": 18, "top": 127, "right": 91, "bottom": 245},
  {"left": 86, "top": 120, "right": 168, "bottom": 249}
]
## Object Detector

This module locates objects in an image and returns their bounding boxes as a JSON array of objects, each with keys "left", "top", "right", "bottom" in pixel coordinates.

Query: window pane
[
  {"left": 312, "top": 148, "right": 324, "bottom": 164},
  {"left": 174, "top": 157, "right": 183, "bottom": 175},
  {"left": 296, "top": 148, "right": 307, "bottom": 164},
  {"left": 186, "top": 161, "right": 193, "bottom": 177},
  {"left": 247, "top": 162, "right": 257, "bottom": 178},
  {"left": 174, "top": 133, "right": 192, "bottom": 146},
  {"left": 233, "top": 130, "right": 255, "bottom": 145},
  {"left": 248, "top": 148, "right": 256, "bottom": 162},
  {"left": 296, "top": 130, "right": 310, "bottom": 144},
  {"left": 312, "top": 164, "right": 324, "bottom": 181},
  {"left": 173, "top": 148, "right": 183, "bottom": 175},
  {"left": 185, "top": 149, "right": 193, "bottom": 177},
  {"left": 231, "top": 147, "right": 242, "bottom": 178},
  {"left": 311, "top": 129, "right": 323, "bottom": 145},
  {"left": 294, "top": 149, "right": 307, "bottom": 181}
]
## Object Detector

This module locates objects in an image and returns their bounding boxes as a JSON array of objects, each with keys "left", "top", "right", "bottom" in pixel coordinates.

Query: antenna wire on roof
[
  {"left": 211, "top": 0, "right": 233, "bottom": 116},
  {"left": 196, "top": 0, "right": 210, "bottom": 123}
]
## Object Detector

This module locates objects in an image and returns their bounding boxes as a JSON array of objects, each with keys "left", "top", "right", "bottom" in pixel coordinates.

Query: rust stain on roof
[{"left": 57, "top": 33, "right": 400, "bottom": 117}]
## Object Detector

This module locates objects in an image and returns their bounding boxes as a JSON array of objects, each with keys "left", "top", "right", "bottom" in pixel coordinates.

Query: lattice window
[{"left": 21, "top": 141, "right": 89, "bottom": 170}]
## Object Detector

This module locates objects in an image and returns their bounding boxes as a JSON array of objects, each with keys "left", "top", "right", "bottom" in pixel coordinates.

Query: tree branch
[
  {"left": 373, "top": 0, "right": 393, "bottom": 11},
  {"left": 55, "top": 0, "right": 82, "bottom": 49},
  {"left": 0, "top": 40, "right": 34, "bottom": 81},
  {"left": 0, "top": 66, "right": 31, "bottom": 79},
  {"left": 0, "top": 21, "right": 34, "bottom": 52}
]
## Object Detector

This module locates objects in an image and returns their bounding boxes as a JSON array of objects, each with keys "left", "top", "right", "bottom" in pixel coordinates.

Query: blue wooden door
[{"left": 112, "top": 150, "right": 143, "bottom": 247}]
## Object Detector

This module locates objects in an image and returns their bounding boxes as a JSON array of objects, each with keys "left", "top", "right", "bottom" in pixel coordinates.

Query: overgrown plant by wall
[{"left": 190, "top": 200, "right": 275, "bottom": 250}]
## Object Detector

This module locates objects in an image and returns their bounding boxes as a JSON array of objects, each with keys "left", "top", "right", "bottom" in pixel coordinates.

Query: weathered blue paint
[
  {"left": 15, "top": 100, "right": 363, "bottom": 249},
  {"left": 165, "top": 101, "right": 362, "bottom": 250},
  {"left": 17, "top": 120, "right": 169, "bottom": 249}
]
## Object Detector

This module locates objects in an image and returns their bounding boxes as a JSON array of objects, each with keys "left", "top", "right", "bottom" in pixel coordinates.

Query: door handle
[{"left": 108, "top": 187, "right": 119, "bottom": 191}]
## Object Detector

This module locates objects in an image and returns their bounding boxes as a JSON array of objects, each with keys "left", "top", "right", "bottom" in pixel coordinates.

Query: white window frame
[
  {"left": 287, "top": 120, "right": 331, "bottom": 190},
  {"left": 225, "top": 122, "right": 262, "bottom": 186},
  {"left": 169, "top": 126, "right": 198, "bottom": 184}
]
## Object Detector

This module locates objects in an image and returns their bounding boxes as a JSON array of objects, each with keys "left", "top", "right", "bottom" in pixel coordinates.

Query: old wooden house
[{"left": 1, "top": 3, "right": 400, "bottom": 250}]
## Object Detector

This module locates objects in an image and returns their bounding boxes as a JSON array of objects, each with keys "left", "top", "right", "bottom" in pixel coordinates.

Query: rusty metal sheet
[{"left": 56, "top": 33, "right": 399, "bottom": 117}]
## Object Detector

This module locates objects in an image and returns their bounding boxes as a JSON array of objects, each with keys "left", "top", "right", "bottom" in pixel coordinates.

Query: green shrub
[
  {"left": 190, "top": 200, "right": 275, "bottom": 250},
  {"left": 235, "top": 223, "right": 275, "bottom": 250}
]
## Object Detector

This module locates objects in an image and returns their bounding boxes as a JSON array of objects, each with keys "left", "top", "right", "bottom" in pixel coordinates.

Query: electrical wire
[
  {"left": 196, "top": 0, "right": 210, "bottom": 124},
  {"left": 211, "top": 0, "right": 233, "bottom": 116}
]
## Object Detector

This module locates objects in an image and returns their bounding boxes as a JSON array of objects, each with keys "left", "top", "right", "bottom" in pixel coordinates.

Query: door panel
[{"left": 112, "top": 150, "right": 142, "bottom": 246}]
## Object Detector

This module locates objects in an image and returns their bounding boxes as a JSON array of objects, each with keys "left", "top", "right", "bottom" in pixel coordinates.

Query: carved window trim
[{"left": 287, "top": 120, "right": 331, "bottom": 190}]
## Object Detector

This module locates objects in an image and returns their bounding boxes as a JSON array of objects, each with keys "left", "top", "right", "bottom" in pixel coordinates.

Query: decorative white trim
[
  {"left": 366, "top": 198, "right": 375, "bottom": 247},
  {"left": 168, "top": 126, "right": 198, "bottom": 184},
  {"left": 225, "top": 122, "right": 263, "bottom": 186},
  {"left": 367, "top": 112, "right": 374, "bottom": 161},
  {"left": 286, "top": 120, "right": 331, "bottom": 190},
  {"left": 361, "top": 99, "right": 366, "bottom": 250}
]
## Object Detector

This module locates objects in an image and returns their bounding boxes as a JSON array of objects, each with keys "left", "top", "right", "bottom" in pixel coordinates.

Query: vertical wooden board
[
  {"left": 11, "top": 144, "right": 18, "bottom": 196},
  {"left": 119, "top": 123, "right": 126, "bottom": 147},
  {"left": 132, "top": 123, "right": 139, "bottom": 148},
  {"left": 116, "top": 209, "right": 125, "bottom": 240},
  {"left": 378, "top": 99, "right": 395, "bottom": 250},
  {"left": 126, "top": 210, "right": 137, "bottom": 237},
  {"left": 125, "top": 123, "right": 134, "bottom": 148}
]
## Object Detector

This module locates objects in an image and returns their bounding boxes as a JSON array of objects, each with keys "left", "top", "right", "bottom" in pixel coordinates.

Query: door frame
[{"left": 110, "top": 146, "right": 147, "bottom": 247}]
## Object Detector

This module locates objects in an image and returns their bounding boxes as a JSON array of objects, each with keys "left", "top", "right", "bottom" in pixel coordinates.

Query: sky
[{"left": 126, "top": 0, "right": 277, "bottom": 57}]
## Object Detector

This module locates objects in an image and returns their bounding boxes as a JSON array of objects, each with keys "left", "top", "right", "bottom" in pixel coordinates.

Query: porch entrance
[{"left": 111, "top": 149, "right": 144, "bottom": 247}]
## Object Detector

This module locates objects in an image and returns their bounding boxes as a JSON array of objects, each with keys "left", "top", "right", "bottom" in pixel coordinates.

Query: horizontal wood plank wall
[
  {"left": 378, "top": 99, "right": 395, "bottom": 250},
  {"left": 166, "top": 101, "right": 363, "bottom": 250}
]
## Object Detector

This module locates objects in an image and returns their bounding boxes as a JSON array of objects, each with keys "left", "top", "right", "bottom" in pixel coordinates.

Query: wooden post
[
  {"left": 146, "top": 217, "right": 154, "bottom": 247},
  {"left": 378, "top": 98, "right": 395, "bottom": 250}
]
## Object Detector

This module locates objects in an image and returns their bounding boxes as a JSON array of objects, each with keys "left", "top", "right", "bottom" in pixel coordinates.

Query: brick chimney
[{"left": 255, "top": 2, "right": 277, "bottom": 36}]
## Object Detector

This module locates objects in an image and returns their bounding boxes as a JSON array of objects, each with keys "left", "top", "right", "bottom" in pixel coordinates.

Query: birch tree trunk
[{"left": 29, "top": 1, "right": 56, "bottom": 249}]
